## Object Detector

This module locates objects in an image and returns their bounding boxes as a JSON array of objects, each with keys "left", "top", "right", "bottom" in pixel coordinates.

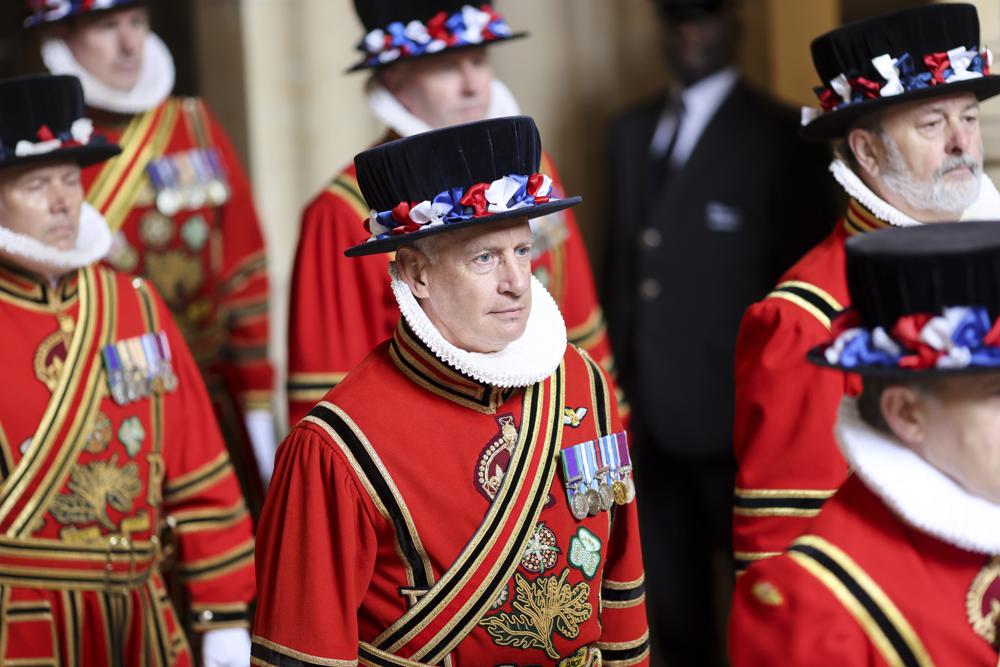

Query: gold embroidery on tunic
[
  {"left": 33, "top": 329, "right": 72, "bottom": 391},
  {"left": 50, "top": 454, "right": 143, "bottom": 530},
  {"left": 480, "top": 569, "right": 592, "bottom": 660}
]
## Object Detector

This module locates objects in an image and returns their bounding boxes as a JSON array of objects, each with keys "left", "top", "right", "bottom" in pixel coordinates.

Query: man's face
[
  {"left": 660, "top": 10, "right": 740, "bottom": 86},
  {"left": 0, "top": 162, "right": 83, "bottom": 252},
  {"left": 399, "top": 219, "right": 533, "bottom": 353},
  {"left": 379, "top": 47, "right": 493, "bottom": 129},
  {"left": 64, "top": 7, "right": 150, "bottom": 92},
  {"left": 867, "top": 92, "right": 983, "bottom": 220},
  {"left": 908, "top": 373, "right": 1000, "bottom": 504}
]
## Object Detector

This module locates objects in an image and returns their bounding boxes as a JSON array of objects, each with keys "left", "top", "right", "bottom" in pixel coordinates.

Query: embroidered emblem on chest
[
  {"left": 562, "top": 407, "right": 588, "bottom": 428},
  {"left": 144, "top": 250, "right": 205, "bottom": 309},
  {"left": 49, "top": 454, "right": 143, "bottom": 530},
  {"left": 568, "top": 527, "right": 602, "bottom": 579},
  {"left": 521, "top": 522, "right": 560, "bottom": 574},
  {"left": 85, "top": 412, "right": 114, "bottom": 454},
  {"left": 139, "top": 211, "right": 175, "bottom": 249},
  {"left": 479, "top": 570, "right": 593, "bottom": 660},
  {"left": 118, "top": 416, "right": 146, "bottom": 457},
  {"left": 33, "top": 329, "right": 72, "bottom": 391},
  {"left": 475, "top": 414, "right": 519, "bottom": 501},
  {"left": 966, "top": 556, "right": 1000, "bottom": 647}
]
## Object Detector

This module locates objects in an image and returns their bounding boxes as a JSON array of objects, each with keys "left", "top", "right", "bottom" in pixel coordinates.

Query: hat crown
[
  {"left": 0, "top": 75, "right": 87, "bottom": 152},
  {"left": 353, "top": 0, "right": 492, "bottom": 33},
  {"left": 846, "top": 221, "right": 1000, "bottom": 330},
  {"left": 354, "top": 116, "right": 542, "bottom": 213},
  {"left": 24, "top": 0, "right": 140, "bottom": 28},
  {"left": 811, "top": 3, "right": 980, "bottom": 87}
]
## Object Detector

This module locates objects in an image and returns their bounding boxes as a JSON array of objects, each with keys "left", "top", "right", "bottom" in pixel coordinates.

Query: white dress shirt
[{"left": 649, "top": 66, "right": 739, "bottom": 168}]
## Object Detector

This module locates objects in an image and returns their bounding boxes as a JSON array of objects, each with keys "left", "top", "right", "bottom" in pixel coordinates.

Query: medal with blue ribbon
[{"left": 561, "top": 444, "right": 591, "bottom": 521}]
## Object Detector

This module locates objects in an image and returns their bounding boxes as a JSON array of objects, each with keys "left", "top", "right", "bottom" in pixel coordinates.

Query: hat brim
[
  {"left": 806, "top": 343, "right": 1000, "bottom": 378},
  {"left": 346, "top": 32, "right": 528, "bottom": 73},
  {"left": 344, "top": 195, "right": 581, "bottom": 257},
  {"left": 800, "top": 75, "right": 1000, "bottom": 142},
  {"left": 0, "top": 143, "right": 122, "bottom": 171}
]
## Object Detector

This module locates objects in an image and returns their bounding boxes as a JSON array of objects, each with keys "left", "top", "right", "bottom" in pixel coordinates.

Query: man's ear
[
  {"left": 880, "top": 385, "right": 926, "bottom": 446},
  {"left": 395, "top": 246, "right": 431, "bottom": 299},
  {"left": 847, "top": 127, "right": 884, "bottom": 179}
]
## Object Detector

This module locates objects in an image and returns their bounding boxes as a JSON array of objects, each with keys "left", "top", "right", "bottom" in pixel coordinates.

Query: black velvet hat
[
  {"left": 23, "top": 0, "right": 143, "bottom": 28},
  {"left": 801, "top": 3, "right": 1000, "bottom": 141},
  {"left": 348, "top": 0, "right": 527, "bottom": 72},
  {"left": 345, "top": 116, "right": 580, "bottom": 257},
  {"left": 0, "top": 75, "right": 120, "bottom": 169},
  {"left": 809, "top": 221, "right": 1000, "bottom": 378}
]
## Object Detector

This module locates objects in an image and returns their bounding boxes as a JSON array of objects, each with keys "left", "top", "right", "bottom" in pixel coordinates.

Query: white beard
[{"left": 880, "top": 135, "right": 982, "bottom": 215}]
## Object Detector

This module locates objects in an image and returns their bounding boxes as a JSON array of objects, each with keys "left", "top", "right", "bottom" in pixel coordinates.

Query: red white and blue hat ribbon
[
  {"left": 23, "top": 0, "right": 136, "bottom": 27},
  {"left": 365, "top": 172, "right": 554, "bottom": 241},
  {"left": 355, "top": 4, "right": 514, "bottom": 68},
  {"left": 0, "top": 119, "right": 96, "bottom": 160},
  {"left": 823, "top": 306, "right": 1000, "bottom": 371},
  {"left": 802, "top": 45, "right": 994, "bottom": 126}
]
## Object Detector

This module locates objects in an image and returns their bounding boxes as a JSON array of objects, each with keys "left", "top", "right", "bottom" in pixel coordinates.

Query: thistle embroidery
[
  {"left": 479, "top": 570, "right": 592, "bottom": 659},
  {"left": 50, "top": 454, "right": 143, "bottom": 530}
]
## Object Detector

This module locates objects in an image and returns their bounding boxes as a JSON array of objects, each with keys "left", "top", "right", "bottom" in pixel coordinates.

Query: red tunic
[
  {"left": 285, "top": 144, "right": 618, "bottom": 425},
  {"left": 730, "top": 475, "right": 1000, "bottom": 666},
  {"left": 255, "top": 322, "right": 648, "bottom": 666},
  {"left": 82, "top": 97, "right": 273, "bottom": 508},
  {"left": 732, "top": 200, "right": 888, "bottom": 569},
  {"left": 0, "top": 261, "right": 255, "bottom": 665}
]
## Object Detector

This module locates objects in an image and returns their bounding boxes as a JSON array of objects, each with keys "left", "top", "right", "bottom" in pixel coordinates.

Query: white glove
[
  {"left": 245, "top": 409, "right": 277, "bottom": 486},
  {"left": 202, "top": 627, "right": 251, "bottom": 667}
]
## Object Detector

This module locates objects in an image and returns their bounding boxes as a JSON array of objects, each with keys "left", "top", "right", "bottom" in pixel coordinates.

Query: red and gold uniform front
[
  {"left": 0, "top": 261, "right": 255, "bottom": 664},
  {"left": 285, "top": 147, "right": 615, "bottom": 425},
  {"left": 732, "top": 200, "right": 889, "bottom": 570},
  {"left": 82, "top": 97, "right": 273, "bottom": 507},
  {"left": 254, "top": 322, "right": 647, "bottom": 666},
  {"left": 730, "top": 474, "right": 1000, "bottom": 665}
]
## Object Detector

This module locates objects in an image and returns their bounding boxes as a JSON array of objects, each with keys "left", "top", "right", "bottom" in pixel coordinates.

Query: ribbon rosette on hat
[
  {"left": 356, "top": 4, "right": 515, "bottom": 68},
  {"left": 364, "top": 172, "right": 556, "bottom": 242},
  {"left": 13, "top": 118, "right": 95, "bottom": 158},
  {"left": 823, "top": 306, "right": 1000, "bottom": 372}
]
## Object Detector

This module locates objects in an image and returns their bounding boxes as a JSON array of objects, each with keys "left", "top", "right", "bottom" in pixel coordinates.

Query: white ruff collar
[
  {"left": 389, "top": 263, "right": 566, "bottom": 388},
  {"left": 830, "top": 158, "right": 1000, "bottom": 227},
  {"left": 0, "top": 202, "right": 111, "bottom": 273},
  {"left": 366, "top": 77, "right": 521, "bottom": 138},
  {"left": 836, "top": 397, "right": 1000, "bottom": 555},
  {"left": 42, "top": 33, "right": 175, "bottom": 114}
]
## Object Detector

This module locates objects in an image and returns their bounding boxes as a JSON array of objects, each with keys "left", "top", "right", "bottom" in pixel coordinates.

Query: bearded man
[{"left": 732, "top": 2, "right": 1000, "bottom": 570}]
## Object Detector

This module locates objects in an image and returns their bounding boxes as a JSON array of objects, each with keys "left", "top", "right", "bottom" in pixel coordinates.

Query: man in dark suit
[{"left": 603, "top": 0, "right": 840, "bottom": 664}]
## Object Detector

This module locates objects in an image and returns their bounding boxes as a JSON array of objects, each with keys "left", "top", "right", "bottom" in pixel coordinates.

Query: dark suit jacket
[{"left": 603, "top": 79, "right": 842, "bottom": 458}]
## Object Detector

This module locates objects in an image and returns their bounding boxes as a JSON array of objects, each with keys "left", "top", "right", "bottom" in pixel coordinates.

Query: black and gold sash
[
  {"left": 0, "top": 266, "right": 117, "bottom": 537},
  {"left": 86, "top": 99, "right": 181, "bottom": 232},
  {"left": 356, "top": 362, "right": 566, "bottom": 665}
]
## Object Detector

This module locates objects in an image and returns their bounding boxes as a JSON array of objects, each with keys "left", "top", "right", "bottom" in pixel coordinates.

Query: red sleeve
[
  {"left": 156, "top": 287, "right": 256, "bottom": 631},
  {"left": 729, "top": 555, "right": 880, "bottom": 666},
  {"left": 286, "top": 188, "right": 396, "bottom": 424},
  {"left": 541, "top": 153, "right": 629, "bottom": 423},
  {"left": 251, "top": 422, "right": 378, "bottom": 664},
  {"left": 596, "top": 364, "right": 649, "bottom": 665},
  {"left": 732, "top": 299, "right": 854, "bottom": 569},
  {"left": 204, "top": 102, "right": 274, "bottom": 412}
]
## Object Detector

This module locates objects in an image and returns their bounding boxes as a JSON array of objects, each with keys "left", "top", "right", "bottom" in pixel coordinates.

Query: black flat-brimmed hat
[
  {"left": 348, "top": 0, "right": 527, "bottom": 73},
  {"left": 345, "top": 115, "right": 580, "bottom": 257},
  {"left": 809, "top": 221, "right": 1000, "bottom": 378},
  {"left": 23, "top": 0, "right": 143, "bottom": 28},
  {"left": 801, "top": 3, "right": 1000, "bottom": 141},
  {"left": 0, "top": 75, "right": 120, "bottom": 170}
]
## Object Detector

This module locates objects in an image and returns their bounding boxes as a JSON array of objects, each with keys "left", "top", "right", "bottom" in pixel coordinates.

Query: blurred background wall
[{"left": 3, "top": 0, "right": 996, "bottom": 428}]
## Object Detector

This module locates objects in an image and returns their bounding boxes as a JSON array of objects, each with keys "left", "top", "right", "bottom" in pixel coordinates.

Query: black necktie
[{"left": 647, "top": 97, "right": 685, "bottom": 199}]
